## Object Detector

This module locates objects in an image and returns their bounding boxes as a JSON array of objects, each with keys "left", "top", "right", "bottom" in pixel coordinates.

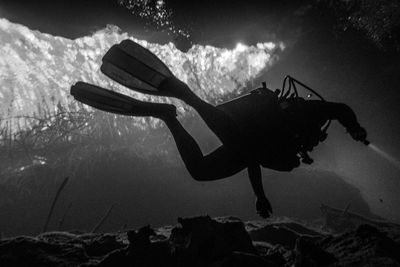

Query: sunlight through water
[{"left": 0, "top": 17, "right": 284, "bottom": 131}]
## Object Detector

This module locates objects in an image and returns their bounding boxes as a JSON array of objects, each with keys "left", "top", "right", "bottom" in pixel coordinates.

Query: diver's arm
[
  {"left": 326, "top": 102, "right": 360, "bottom": 130},
  {"left": 306, "top": 101, "right": 358, "bottom": 128},
  {"left": 325, "top": 102, "right": 368, "bottom": 142},
  {"left": 307, "top": 101, "right": 367, "bottom": 142},
  {"left": 248, "top": 164, "right": 266, "bottom": 198},
  {"left": 248, "top": 165, "right": 272, "bottom": 218}
]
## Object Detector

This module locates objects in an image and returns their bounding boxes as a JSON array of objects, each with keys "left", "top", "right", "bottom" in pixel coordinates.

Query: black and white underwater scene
[{"left": 1, "top": 0, "right": 400, "bottom": 266}]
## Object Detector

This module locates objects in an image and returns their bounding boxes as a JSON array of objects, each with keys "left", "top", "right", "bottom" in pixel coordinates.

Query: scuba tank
[
  {"left": 216, "top": 82, "right": 300, "bottom": 170},
  {"left": 216, "top": 76, "right": 332, "bottom": 165},
  {"left": 216, "top": 82, "right": 282, "bottom": 141}
]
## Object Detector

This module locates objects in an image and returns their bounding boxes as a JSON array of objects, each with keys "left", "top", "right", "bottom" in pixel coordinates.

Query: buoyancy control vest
[
  {"left": 216, "top": 83, "right": 284, "bottom": 142},
  {"left": 216, "top": 81, "right": 328, "bottom": 166}
]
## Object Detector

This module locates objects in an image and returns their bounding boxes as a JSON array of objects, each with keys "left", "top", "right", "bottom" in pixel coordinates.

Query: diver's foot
[
  {"left": 158, "top": 77, "right": 196, "bottom": 102},
  {"left": 152, "top": 103, "right": 177, "bottom": 121}
]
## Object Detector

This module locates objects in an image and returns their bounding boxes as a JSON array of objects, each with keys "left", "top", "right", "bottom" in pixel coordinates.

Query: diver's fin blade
[
  {"left": 101, "top": 39, "right": 174, "bottom": 96},
  {"left": 100, "top": 61, "right": 156, "bottom": 93},
  {"left": 118, "top": 39, "right": 173, "bottom": 78},
  {"left": 70, "top": 82, "right": 135, "bottom": 115}
]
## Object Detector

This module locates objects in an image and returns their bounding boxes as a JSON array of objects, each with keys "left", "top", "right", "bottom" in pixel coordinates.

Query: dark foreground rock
[{"left": 1, "top": 216, "right": 400, "bottom": 267}]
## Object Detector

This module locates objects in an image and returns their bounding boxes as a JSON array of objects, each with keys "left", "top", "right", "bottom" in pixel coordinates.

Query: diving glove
[{"left": 348, "top": 125, "right": 369, "bottom": 145}]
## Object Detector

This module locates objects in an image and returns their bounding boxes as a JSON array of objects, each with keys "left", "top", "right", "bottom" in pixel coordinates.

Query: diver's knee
[
  {"left": 191, "top": 174, "right": 206, "bottom": 181},
  {"left": 187, "top": 167, "right": 208, "bottom": 181},
  {"left": 278, "top": 165, "right": 298, "bottom": 172},
  {"left": 191, "top": 173, "right": 209, "bottom": 181},
  {"left": 261, "top": 157, "right": 300, "bottom": 172},
  {"left": 188, "top": 167, "right": 222, "bottom": 181}
]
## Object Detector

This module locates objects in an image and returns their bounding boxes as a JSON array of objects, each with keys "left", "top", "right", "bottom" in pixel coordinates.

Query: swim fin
[
  {"left": 101, "top": 39, "right": 174, "bottom": 96},
  {"left": 71, "top": 82, "right": 137, "bottom": 115},
  {"left": 70, "top": 82, "right": 176, "bottom": 117}
]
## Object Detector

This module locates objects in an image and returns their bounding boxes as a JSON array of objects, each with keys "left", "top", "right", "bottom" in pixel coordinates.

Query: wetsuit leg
[
  {"left": 180, "top": 92, "right": 250, "bottom": 157},
  {"left": 159, "top": 78, "right": 252, "bottom": 157},
  {"left": 164, "top": 117, "right": 247, "bottom": 181},
  {"left": 159, "top": 78, "right": 254, "bottom": 179}
]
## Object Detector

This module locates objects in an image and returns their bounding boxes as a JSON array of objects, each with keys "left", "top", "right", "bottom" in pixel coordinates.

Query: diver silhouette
[
  {"left": 71, "top": 40, "right": 368, "bottom": 218},
  {"left": 72, "top": 77, "right": 367, "bottom": 218},
  {"left": 150, "top": 77, "right": 367, "bottom": 218}
]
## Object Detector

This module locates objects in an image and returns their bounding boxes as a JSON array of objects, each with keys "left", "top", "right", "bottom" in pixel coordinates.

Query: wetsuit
[{"left": 160, "top": 78, "right": 364, "bottom": 180}]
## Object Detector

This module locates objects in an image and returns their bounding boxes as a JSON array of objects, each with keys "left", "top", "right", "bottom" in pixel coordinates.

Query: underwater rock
[
  {"left": 169, "top": 215, "right": 258, "bottom": 265},
  {"left": 96, "top": 215, "right": 260, "bottom": 266},
  {"left": 1, "top": 216, "right": 400, "bottom": 267},
  {"left": 249, "top": 224, "right": 301, "bottom": 249},
  {"left": 248, "top": 221, "right": 322, "bottom": 249},
  {"left": 0, "top": 235, "right": 89, "bottom": 266},
  {"left": 318, "top": 224, "right": 400, "bottom": 266},
  {"left": 95, "top": 225, "right": 172, "bottom": 267},
  {"left": 293, "top": 237, "right": 336, "bottom": 267},
  {"left": 84, "top": 234, "right": 124, "bottom": 257}
]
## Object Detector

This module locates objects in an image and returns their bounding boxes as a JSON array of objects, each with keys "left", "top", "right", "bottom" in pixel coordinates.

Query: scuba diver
[{"left": 71, "top": 40, "right": 368, "bottom": 218}]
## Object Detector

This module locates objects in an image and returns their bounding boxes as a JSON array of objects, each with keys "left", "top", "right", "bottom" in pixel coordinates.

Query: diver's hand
[
  {"left": 348, "top": 125, "right": 367, "bottom": 142},
  {"left": 256, "top": 197, "right": 273, "bottom": 218}
]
